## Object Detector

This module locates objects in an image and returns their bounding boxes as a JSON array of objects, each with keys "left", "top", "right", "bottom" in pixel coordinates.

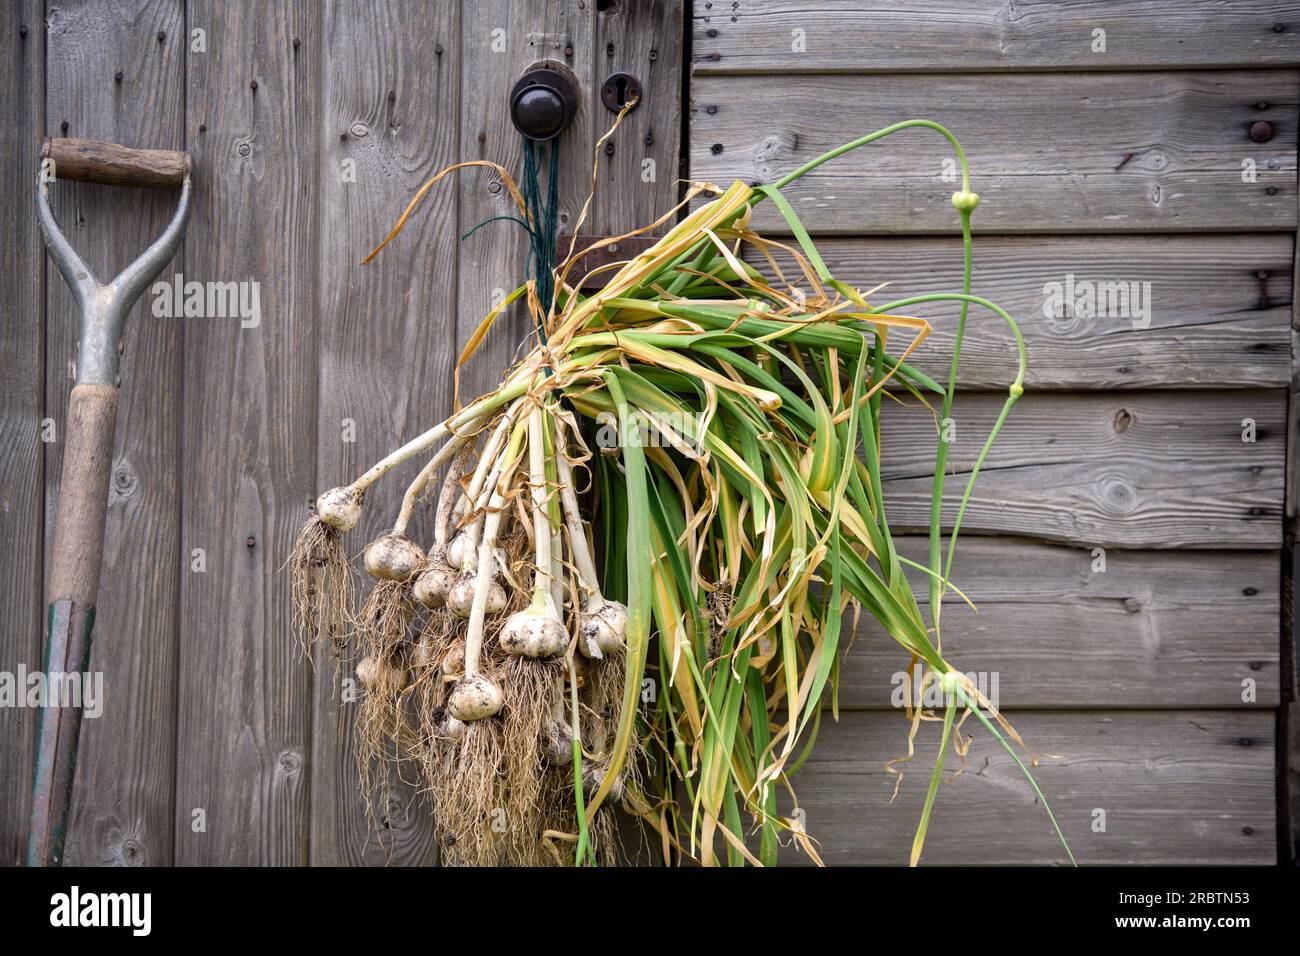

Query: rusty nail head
[{"left": 1249, "top": 121, "right": 1273, "bottom": 143}]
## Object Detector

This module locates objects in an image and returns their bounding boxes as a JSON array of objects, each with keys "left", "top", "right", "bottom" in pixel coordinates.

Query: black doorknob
[{"left": 510, "top": 67, "right": 578, "bottom": 142}]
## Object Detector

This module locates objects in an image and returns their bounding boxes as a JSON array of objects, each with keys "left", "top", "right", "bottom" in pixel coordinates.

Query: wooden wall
[
  {"left": 691, "top": 0, "right": 1300, "bottom": 863},
  {"left": 1, "top": 0, "right": 1296, "bottom": 867},
  {"left": 0, "top": 0, "right": 682, "bottom": 866}
]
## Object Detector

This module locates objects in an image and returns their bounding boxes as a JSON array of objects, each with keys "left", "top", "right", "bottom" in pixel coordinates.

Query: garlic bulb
[
  {"left": 411, "top": 637, "right": 439, "bottom": 670},
  {"left": 438, "top": 714, "right": 467, "bottom": 741},
  {"left": 446, "top": 531, "right": 473, "bottom": 571},
  {"left": 581, "top": 763, "right": 625, "bottom": 804},
  {"left": 447, "top": 674, "right": 504, "bottom": 721},
  {"left": 447, "top": 570, "right": 506, "bottom": 620},
  {"left": 542, "top": 719, "right": 574, "bottom": 765},
  {"left": 413, "top": 560, "right": 457, "bottom": 608},
  {"left": 578, "top": 598, "right": 628, "bottom": 659},
  {"left": 356, "top": 654, "right": 408, "bottom": 692},
  {"left": 362, "top": 532, "right": 425, "bottom": 581},
  {"left": 499, "top": 599, "right": 568, "bottom": 658},
  {"left": 441, "top": 640, "right": 466, "bottom": 677},
  {"left": 316, "top": 485, "right": 363, "bottom": 532}
]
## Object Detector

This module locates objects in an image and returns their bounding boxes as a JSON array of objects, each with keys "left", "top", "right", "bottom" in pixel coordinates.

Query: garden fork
[{"left": 28, "top": 138, "right": 192, "bottom": 866}]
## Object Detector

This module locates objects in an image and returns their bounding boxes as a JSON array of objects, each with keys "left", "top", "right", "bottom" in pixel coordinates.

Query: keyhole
[{"left": 600, "top": 71, "right": 641, "bottom": 113}]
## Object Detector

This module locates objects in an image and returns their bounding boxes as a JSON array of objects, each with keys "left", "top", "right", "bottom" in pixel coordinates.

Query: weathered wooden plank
[
  {"left": 878, "top": 389, "right": 1285, "bottom": 549},
  {"left": 694, "top": 0, "right": 1300, "bottom": 74},
  {"left": 1282, "top": 70, "right": 1300, "bottom": 867},
  {"left": 691, "top": 71, "right": 1298, "bottom": 234},
  {"left": 456, "top": 0, "right": 594, "bottom": 401},
  {"left": 588, "top": 1, "right": 684, "bottom": 861},
  {"left": 588, "top": 0, "right": 683, "bottom": 236},
  {"left": 838, "top": 538, "right": 1280, "bottom": 709},
  {"left": 0, "top": 0, "right": 45, "bottom": 868},
  {"left": 173, "top": 0, "right": 318, "bottom": 866},
  {"left": 43, "top": 0, "right": 184, "bottom": 868},
  {"left": 810, "top": 234, "right": 1293, "bottom": 390},
  {"left": 779, "top": 710, "right": 1275, "bottom": 865},
  {"left": 310, "top": 0, "right": 459, "bottom": 867},
  {"left": 1283, "top": 542, "right": 1297, "bottom": 863}
]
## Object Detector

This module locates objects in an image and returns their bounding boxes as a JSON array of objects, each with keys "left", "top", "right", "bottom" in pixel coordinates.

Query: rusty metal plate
[{"left": 558, "top": 234, "right": 660, "bottom": 289}]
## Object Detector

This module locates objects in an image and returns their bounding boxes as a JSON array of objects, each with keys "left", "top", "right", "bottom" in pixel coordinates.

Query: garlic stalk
[{"left": 498, "top": 406, "right": 569, "bottom": 659}]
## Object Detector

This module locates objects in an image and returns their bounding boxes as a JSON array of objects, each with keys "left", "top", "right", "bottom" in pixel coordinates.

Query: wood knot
[
  {"left": 120, "top": 837, "right": 144, "bottom": 866},
  {"left": 1113, "top": 408, "right": 1134, "bottom": 432},
  {"left": 111, "top": 463, "right": 138, "bottom": 498},
  {"left": 1100, "top": 474, "right": 1136, "bottom": 514},
  {"left": 278, "top": 749, "right": 303, "bottom": 774}
]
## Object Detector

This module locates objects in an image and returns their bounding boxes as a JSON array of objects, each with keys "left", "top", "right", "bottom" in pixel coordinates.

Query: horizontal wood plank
[
  {"left": 807, "top": 234, "right": 1293, "bottom": 390},
  {"left": 877, "top": 389, "right": 1285, "bottom": 548},
  {"left": 839, "top": 537, "right": 1280, "bottom": 709},
  {"left": 778, "top": 710, "right": 1275, "bottom": 865},
  {"left": 691, "top": 71, "right": 1298, "bottom": 234},
  {"left": 694, "top": 1, "right": 1300, "bottom": 73}
]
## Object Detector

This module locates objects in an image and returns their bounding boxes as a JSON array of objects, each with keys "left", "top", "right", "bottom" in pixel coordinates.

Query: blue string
[
  {"left": 459, "top": 136, "right": 561, "bottom": 372},
  {"left": 522, "top": 137, "right": 562, "bottom": 346}
]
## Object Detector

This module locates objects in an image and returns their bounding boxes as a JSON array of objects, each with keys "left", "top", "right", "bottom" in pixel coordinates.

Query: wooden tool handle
[
  {"left": 48, "top": 384, "right": 119, "bottom": 606},
  {"left": 42, "top": 137, "right": 190, "bottom": 189},
  {"left": 30, "top": 383, "right": 118, "bottom": 866}
]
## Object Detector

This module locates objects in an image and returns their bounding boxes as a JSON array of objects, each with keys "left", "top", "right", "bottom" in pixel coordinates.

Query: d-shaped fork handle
[{"left": 29, "top": 139, "right": 192, "bottom": 867}]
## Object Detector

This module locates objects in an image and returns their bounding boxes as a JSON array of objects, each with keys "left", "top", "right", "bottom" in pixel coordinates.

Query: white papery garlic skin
[
  {"left": 578, "top": 598, "right": 628, "bottom": 659},
  {"left": 499, "top": 603, "right": 568, "bottom": 658},
  {"left": 316, "top": 485, "right": 364, "bottom": 532},
  {"left": 447, "top": 571, "right": 506, "bottom": 619},
  {"left": 363, "top": 533, "right": 425, "bottom": 581},
  {"left": 447, "top": 674, "right": 504, "bottom": 721}
]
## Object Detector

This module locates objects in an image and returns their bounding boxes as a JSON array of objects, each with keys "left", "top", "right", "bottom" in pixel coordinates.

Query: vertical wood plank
[
  {"left": 455, "top": 0, "right": 592, "bottom": 401},
  {"left": 589, "top": 0, "right": 682, "bottom": 235},
  {"left": 1284, "top": 121, "right": 1300, "bottom": 865},
  {"left": 173, "top": 0, "right": 320, "bottom": 865},
  {"left": 588, "top": 0, "right": 683, "bottom": 864},
  {"left": 309, "top": 0, "right": 460, "bottom": 866},
  {"left": 0, "top": 0, "right": 45, "bottom": 867},
  {"left": 43, "top": 0, "right": 185, "bottom": 866}
]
